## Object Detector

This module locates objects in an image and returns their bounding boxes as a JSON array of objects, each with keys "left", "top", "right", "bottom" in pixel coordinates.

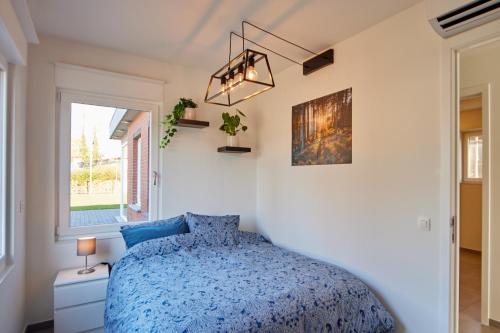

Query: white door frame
[
  {"left": 459, "top": 84, "right": 491, "bottom": 326},
  {"left": 439, "top": 20, "right": 500, "bottom": 333}
]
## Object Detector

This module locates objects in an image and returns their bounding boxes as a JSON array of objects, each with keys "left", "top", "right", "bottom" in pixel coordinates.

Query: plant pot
[
  {"left": 184, "top": 107, "right": 196, "bottom": 120},
  {"left": 227, "top": 135, "right": 239, "bottom": 147}
]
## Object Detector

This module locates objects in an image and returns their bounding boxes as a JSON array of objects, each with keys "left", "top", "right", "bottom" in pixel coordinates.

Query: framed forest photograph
[{"left": 292, "top": 88, "right": 352, "bottom": 166}]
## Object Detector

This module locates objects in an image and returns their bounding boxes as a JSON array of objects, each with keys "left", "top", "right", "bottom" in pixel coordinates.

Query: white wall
[
  {"left": 253, "top": 4, "right": 442, "bottom": 333},
  {"left": 25, "top": 35, "right": 257, "bottom": 323},
  {"left": 424, "top": 0, "right": 470, "bottom": 19},
  {"left": 0, "top": 63, "right": 27, "bottom": 333},
  {"left": 461, "top": 40, "right": 500, "bottom": 322},
  {"left": 0, "top": 2, "right": 29, "bottom": 332}
]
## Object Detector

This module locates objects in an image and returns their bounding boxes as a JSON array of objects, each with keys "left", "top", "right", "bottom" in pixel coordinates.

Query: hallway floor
[{"left": 459, "top": 249, "right": 500, "bottom": 333}]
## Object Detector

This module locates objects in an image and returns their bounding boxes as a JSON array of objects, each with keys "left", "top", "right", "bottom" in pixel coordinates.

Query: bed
[{"left": 105, "top": 228, "right": 394, "bottom": 332}]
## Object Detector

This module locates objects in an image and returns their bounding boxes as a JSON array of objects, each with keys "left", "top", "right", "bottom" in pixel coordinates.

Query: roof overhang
[{"left": 109, "top": 108, "right": 141, "bottom": 140}]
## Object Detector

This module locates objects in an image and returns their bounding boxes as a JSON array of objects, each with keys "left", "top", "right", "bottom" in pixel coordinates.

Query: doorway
[
  {"left": 458, "top": 92, "right": 487, "bottom": 333},
  {"left": 456, "top": 40, "right": 499, "bottom": 333}
]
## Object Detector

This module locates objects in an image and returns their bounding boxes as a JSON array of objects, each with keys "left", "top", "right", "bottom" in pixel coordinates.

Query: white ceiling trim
[
  {"left": 0, "top": 0, "right": 27, "bottom": 64},
  {"left": 11, "top": 0, "right": 39, "bottom": 44}
]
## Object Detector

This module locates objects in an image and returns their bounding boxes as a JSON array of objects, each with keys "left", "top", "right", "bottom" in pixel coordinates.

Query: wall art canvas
[{"left": 292, "top": 88, "right": 352, "bottom": 166}]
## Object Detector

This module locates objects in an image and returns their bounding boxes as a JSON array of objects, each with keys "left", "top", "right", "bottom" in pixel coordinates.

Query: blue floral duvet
[{"left": 105, "top": 232, "right": 394, "bottom": 332}]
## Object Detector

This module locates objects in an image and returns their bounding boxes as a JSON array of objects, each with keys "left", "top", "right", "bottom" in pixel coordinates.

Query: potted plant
[
  {"left": 160, "top": 98, "right": 198, "bottom": 148},
  {"left": 182, "top": 98, "right": 198, "bottom": 120},
  {"left": 219, "top": 109, "right": 248, "bottom": 147}
]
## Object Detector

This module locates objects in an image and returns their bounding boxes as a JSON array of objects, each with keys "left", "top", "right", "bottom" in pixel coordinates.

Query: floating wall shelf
[
  {"left": 176, "top": 119, "right": 210, "bottom": 128},
  {"left": 217, "top": 146, "right": 251, "bottom": 153}
]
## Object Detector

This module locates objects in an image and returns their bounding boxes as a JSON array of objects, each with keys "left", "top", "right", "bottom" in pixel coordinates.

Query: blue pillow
[
  {"left": 120, "top": 215, "right": 186, "bottom": 231},
  {"left": 185, "top": 212, "right": 240, "bottom": 246},
  {"left": 120, "top": 216, "right": 189, "bottom": 249}
]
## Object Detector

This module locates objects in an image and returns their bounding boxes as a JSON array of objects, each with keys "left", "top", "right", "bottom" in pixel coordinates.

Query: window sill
[
  {"left": 56, "top": 218, "right": 150, "bottom": 241},
  {"left": 56, "top": 219, "right": 150, "bottom": 241},
  {"left": 57, "top": 231, "right": 123, "bottom": 242}
]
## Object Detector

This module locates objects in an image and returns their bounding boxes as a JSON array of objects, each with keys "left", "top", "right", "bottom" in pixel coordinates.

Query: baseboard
[
  {"left": 25, "top": 320, "right": 54, "bottom": 333},
  {"left": 491, "top": 319, "right": 500, "bottom": 328}
]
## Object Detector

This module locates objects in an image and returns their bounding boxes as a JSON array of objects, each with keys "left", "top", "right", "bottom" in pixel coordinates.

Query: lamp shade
[{"left": 77, "top": 236, "right": 96, "bottom": 256}]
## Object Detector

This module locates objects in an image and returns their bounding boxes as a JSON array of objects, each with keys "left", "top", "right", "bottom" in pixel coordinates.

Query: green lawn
[
  {"left": 71, "top": 204, "right": 122, "bottom": 211},
  {"left": 71, "top": 193, "right": 125, "bottom": 211}
]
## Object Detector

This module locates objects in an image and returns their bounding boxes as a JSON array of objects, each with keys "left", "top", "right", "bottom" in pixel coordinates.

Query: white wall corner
[{"left": 0, "top": 0, "right": 29, "bottom": 65}]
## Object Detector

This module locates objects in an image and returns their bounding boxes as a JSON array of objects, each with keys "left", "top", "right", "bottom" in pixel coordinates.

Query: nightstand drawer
[
  {"left": 54, "top": 278, "right": 108, "bottom": 309},
  {"left": 54, "top": 300, "right": 105, "bottom": 333}
]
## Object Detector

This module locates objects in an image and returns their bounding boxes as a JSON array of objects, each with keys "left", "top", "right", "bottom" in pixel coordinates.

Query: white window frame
[
  {"left": 57, "top": 89, "right": 160, "bottom": 240},
  {"left": 0, "top": 55, "right": 7, "bottom": 273},
  {"left": 119, "top": 141, "right": 128, "bottom": 221},
  {"left": 135, "top": 135, "right": 142, "bottom": 207},
  {"left": 462, "top": 130, "right": 483, "bottom": 183}
]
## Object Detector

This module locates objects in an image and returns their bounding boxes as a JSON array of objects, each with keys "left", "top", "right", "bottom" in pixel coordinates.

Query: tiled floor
[{"left": 459, "top": 249, "right": 500, "bottom": 333}]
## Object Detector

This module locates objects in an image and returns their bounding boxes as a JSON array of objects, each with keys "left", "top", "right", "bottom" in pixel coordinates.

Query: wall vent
[{"left": 430, "top": 0, "right": 500, "bottom": 38}]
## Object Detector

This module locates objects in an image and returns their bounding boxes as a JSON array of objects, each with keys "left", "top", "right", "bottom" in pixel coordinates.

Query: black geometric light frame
[
  {"left": 204, "top": 21, "right": 334, "bottom": 107},
  {"left": 204, "top": 48, "right": 275, "bottom": 106}
]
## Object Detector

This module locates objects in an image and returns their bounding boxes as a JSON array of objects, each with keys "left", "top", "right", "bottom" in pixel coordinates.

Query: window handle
[
  {"left": 450, "top": 216, "right": 456, "bottom": 244},
  {"left": 153, "top": 171, "right": 159, "bottom": 186}
]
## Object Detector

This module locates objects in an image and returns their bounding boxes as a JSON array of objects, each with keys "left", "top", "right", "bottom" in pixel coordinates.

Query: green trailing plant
[
  {"left": 160, "top": 98, "right": 198, "bottom": 148},
  {"left": 219, "top": 109, "right": 248, "bottom": 136}
]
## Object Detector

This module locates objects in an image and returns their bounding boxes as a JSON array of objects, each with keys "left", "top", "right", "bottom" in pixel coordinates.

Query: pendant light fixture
[{"left": 205, "top": 21, "right": 334, "bottom": 107}]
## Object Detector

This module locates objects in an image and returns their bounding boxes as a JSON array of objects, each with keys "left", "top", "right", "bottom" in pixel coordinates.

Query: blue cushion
[
  {"left": 120, "top": 215, "right": 186, "bottom": 231},
  {"left": 185, "top": 212, "right": 240, "bottom": 246},
  {"left": 120, "top": 216, "right": 189, "bottom": 249}
]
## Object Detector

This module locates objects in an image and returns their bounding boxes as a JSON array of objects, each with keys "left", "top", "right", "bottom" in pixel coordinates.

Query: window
[
  {"left": 58, "top": 91, "right": 159, "bottom": 238},
  {"left": 463, "top": 131, "right": 483, "bottom": 182},
  {"left": 0, "top": 62, "right": 7, "bottom": 270}
]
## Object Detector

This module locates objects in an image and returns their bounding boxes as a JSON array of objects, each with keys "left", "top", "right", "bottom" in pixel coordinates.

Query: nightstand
[{"left": 53, "top": 264, "right": 109, "bottom": 333}]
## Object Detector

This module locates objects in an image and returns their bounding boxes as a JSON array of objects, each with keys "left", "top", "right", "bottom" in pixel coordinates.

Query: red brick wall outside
[{"left": 126, "top": 112, "right": 150, "bottom": 221}]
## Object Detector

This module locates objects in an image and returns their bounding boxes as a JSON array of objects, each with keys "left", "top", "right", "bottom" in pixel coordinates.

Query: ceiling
[{"left": 28, "top": 0, "right": 420, "bottom": 73}]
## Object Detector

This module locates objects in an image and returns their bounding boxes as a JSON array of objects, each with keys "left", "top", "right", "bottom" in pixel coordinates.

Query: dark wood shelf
[
  {"left": 217, "top": 146, "right": 251, "bottom": 153},
  {"left": 176, "top": 119, "right": 209, "bottom": 128}
]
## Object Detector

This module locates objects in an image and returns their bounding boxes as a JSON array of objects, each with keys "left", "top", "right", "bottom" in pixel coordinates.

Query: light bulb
[
  {"left": 236, "top": 72, "right": 244, "bottom": 83},
  {"left": 220, "top": 77, "right": 227, "bottom": 94},
  {"left": 236, "top": 64, "right": 244, "bottom": 83},
  {"left": 246, "top": 57, "right": 258, "bottom": 80},
  {"left": 247, "top": 66, "right": 258, "bottom": 80},
  {"left": 228, "top": 71, "right": 235, "bottom": 91}
]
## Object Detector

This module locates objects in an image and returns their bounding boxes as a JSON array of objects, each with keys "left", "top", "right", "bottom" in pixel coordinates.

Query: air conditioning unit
[{"left": 427, "top": 0, "right": 500, "bottom": 38}]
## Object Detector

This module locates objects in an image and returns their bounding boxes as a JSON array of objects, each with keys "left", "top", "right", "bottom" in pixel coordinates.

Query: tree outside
[{"left": 70, "top": 103, "right": 124, "bottom": 226}]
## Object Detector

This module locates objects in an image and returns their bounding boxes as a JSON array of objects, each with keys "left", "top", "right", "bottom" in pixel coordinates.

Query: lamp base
[{"left": 77, "top": 267, "right": 95, "bottom": 275}]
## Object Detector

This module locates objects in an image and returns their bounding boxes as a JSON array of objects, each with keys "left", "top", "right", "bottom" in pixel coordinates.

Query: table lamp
[{"left": 77, "top": 236, "right": 96, "bottom": 274}]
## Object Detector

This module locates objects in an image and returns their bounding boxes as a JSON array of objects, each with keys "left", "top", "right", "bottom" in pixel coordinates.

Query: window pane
[
  {"left": 466, "top": 134, "right": 482, "bottom": 180},
  {"left": 70, "top": 103, "right": 151, "bottom": 227}
]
